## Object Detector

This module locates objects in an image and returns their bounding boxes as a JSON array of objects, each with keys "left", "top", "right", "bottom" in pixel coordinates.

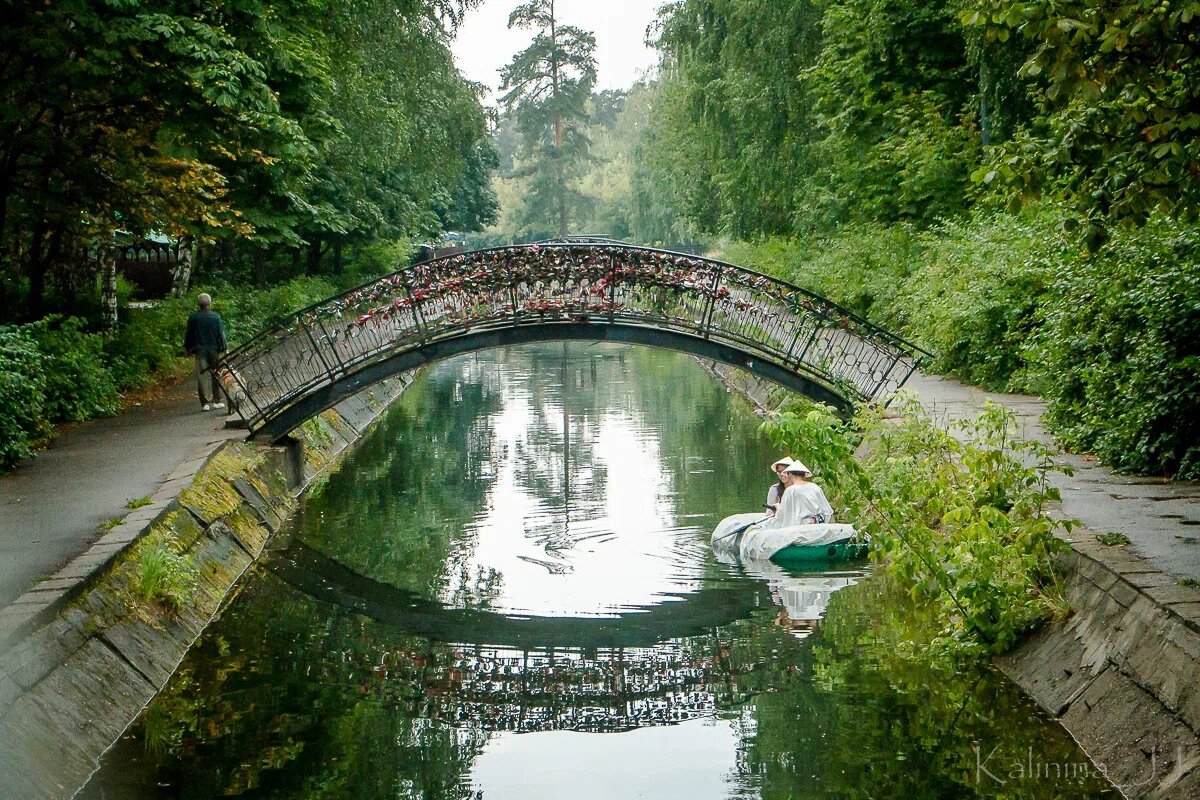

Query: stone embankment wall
[
  {"left": 997, "top": 536, "right": 1200, "bottom": 798},
  {"left": 698, "top": 359, "right": 1200, "bottom": 799},
  {"left": 0, "top": 375, "right": 412, "bottom": 800}
]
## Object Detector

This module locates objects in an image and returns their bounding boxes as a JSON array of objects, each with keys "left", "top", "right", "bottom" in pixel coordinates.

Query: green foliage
[
  {"left": 0, "top": 325, "right": 48, "bottom": 469},
  {"left": 499, "top": 0, "right": 598, "bottom": 237},
  {"left": 966, "top": 0, "right": 1200, "bottom": 225},
  {"left": 1, "top": 0, "right": 492, "bottom": 313},
  {"left": 134, "top": 538, "right": 197, "bottom": 612},
  {"left": 104, "top": 297, "right": 195, "bottom": 390},
  {"left": 727, "top": 200, "right": 1199, "bottom": 479},
  {"left": 0, "top": 315, "right": 120, "bottom": 470},
  {"left": 723, "top": 224, "right": 920, "bottom": 333},
  {"left": 644, "top": 0, "right": 978, "bottom": 238},
  {"left": 26, "top": 317, "right": 120, "bottom": 422},
  {"left": 761, "top": 397, "right": 1072, "bottom": 658},
  {"left": 1096, "top": 532, "right": 1130, "bottom": 547},
  {"left": 0, "top": 276, "right": 346, "bottom": 476},
  {"left": 1033, "top": 217, "right": 1200, "bottom": 478},
  {"left": 210, "top": 279, "right": 339, "bottom": 344},
  {"left": 907, "top": 209, "right": 1067, "bottom": 392},
  {"left": 127, "top": 496, "right": 153, "bottom": 510}
]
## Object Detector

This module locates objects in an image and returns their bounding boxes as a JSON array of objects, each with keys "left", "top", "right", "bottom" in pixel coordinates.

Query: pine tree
[{"left": 499, "top": 0, "right": 597, "bottom": 238}]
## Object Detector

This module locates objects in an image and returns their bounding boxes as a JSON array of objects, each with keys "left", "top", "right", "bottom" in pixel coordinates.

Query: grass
[
  {"left": 126, "top": 495, "right": 152, "bottom": 510},
  {"left": 1096, "top": 532, "right": 1132, "bottom": 546},
  {"left": 133, "top": 538, "right": 197, "bottom": 610},
  {"left": 99, "top": 515, "right": 123, "bottom": 532}
]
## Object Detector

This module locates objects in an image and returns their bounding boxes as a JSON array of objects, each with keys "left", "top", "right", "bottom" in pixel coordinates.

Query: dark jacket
[{"left": 184, "top": 309, "right": 227, "bottom": 353}]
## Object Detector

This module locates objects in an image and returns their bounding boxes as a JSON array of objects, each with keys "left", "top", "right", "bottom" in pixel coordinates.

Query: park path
[
  {"left": 0, "top": 376, "right": 243, "bottom": 608},
  {"left": 906, "top": 371, "right": 1200, "bottom": 582}
]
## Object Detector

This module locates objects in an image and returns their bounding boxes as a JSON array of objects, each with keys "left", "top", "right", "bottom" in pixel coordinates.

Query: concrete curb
[
  {"left": 997, "top": 531, "right": 1200, "bottom": 798},
  {"left": 0, "top": 373, "right": 413, "bottom": 800},
  {"left": 0, "top": 444, "right": 233, "bottom": 648}
]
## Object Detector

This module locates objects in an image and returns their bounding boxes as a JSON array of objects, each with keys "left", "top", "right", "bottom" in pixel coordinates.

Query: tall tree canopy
[
  {"left": 967, "top": 1, "right": 1200, "bottom": 228},
  {"left": 0, "top": 0, "right": 496, "bottom": 318},
  {"left": 644, "top": 0, "right": 983, "bottom": 238},
  {"left": 499, "top": 0, "right": 597, "bottom": 238}
]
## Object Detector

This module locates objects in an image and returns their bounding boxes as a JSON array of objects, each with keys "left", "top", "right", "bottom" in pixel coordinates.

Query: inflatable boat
[{"left": 711, "top": 512, "right": 868, "bottom": 565}]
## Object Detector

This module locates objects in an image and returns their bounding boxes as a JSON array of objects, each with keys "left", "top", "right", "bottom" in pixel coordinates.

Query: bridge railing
[{"left": 219, "top": 243, "right": 930, "bottom": 432}]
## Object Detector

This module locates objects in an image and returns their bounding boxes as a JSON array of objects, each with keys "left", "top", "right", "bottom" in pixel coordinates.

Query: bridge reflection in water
[
  {"left": 270, "top": 539, "right": 862, "bottom": 735},
  {"left": 79, "top": 345, "right": 1116, "bottom": 800}
]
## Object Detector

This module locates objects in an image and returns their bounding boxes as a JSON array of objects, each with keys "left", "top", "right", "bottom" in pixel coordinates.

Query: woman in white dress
[{"left": 764, "top": 461, "right": 833, "bottom": 529}]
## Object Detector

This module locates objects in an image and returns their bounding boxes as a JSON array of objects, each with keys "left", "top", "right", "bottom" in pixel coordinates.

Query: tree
[
  {"left": 965, "top": 1, "right": 1200, "bottom": 228},
  {"left": 295, "top": 0, "right": 495, "bottom": 273},
  {"left": 0, "top": 0, "right": 312, "bottom": 316},
  {"left": 499, "top": 0, "right": 597, "bottom": 238},
  {"left": 0, "top": 0, "right": 495, "bottom": 316}
]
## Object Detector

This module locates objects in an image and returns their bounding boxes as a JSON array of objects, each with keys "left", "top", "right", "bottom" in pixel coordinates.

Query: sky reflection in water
[{"left": 451, "top": 346, "right": 703, "bottom": 616}]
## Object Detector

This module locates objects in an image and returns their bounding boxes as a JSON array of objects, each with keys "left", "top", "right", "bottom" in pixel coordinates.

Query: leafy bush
[
  {"left": 105, "top": 296, "right": 193, "bottom": 390},
  {"left": 908, "top": 208, "right": 1067, "bottom": 392},
  {"left": 27, "top": 316, "right": 119, "bottom": 421},
  {"left": 761, "top": 397, "right": 1071, "bottom": 658},
  {"left": 104, "top": 278, "right": 338, "bottom": 390},
  {"left": 207, "top": 278, "right": 338, "bottom": 345},
  {"left": 723, "top": 223, "right": 921, "bottom": 333},
  {"left": 0, "top": 276, "right": 347, "bottom": 476},
  {"left": 342, "top": 239, "right": 416, "bottom": 287},
  {"left": 0, "top": 325, "right": 48, "bottom": 469},
  {"left": 727, "top": 204, "right": 1198, "bottom": 478},
  {"left": 1034, "top": 218, "right": 1200, "bottom": 478}
]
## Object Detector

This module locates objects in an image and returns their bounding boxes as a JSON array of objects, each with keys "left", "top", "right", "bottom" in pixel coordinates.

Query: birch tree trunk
[
  {"left": 171, "top": 236, "right": 193, "bottom": 297},
  {"left": 99, "top": 247, "right": 118, "bottom": 331}
]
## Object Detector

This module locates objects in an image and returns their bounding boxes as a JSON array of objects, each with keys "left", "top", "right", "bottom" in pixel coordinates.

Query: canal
[{"left": 81, "top": 343, "right": 1116, "bottom": 798}]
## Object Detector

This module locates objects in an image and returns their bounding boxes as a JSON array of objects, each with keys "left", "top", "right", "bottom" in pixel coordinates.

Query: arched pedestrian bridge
[{"left": 219, "top": 242, "right": 928, "bottom": 440}]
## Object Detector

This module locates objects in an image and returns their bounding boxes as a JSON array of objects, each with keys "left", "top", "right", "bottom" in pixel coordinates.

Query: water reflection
[
  {"left": 80, "top": 344, "right": 1117, "bottom": 800},
  {"left": 469, "top": 719, "right": 741, "bottom": 800},
  {"left": 452, "top": 346, "right": 685, "bottom": 615}
]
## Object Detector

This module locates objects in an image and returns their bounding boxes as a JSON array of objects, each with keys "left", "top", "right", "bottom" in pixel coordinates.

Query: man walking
[{"left": 184, "top": 293, "right": 228, "bottom": 411}]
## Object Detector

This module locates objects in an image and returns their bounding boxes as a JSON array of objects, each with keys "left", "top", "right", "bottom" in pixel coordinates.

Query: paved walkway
[
  {"left": 0, "top": 377, "right": 243, "bottom": 607},
  {"left": 906, "top": 372, "right": 1200, "bottom": 582}
]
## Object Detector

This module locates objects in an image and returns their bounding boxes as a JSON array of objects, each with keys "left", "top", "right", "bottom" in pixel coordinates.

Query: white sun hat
[
  {"left": 770, "top": 456, "right": 795, "bottom": 472},
  {"left": 784, "top": 461, "right": 812, "bottom": 476}
]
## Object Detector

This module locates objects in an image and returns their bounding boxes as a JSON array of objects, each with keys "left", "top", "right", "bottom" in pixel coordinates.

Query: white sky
[{"left": 451, "top": 0, "right": 663, "bottom": 105}]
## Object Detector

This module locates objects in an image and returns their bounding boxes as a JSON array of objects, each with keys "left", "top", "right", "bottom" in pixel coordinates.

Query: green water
[{"left": 82, "top": 344, "right": 1116, "bottom": 799}]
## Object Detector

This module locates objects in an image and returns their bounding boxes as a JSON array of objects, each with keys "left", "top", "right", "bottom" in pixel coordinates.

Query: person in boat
[
  {"left": 765, "top": 457, "right": 794, "bottom": 516},
  {"left": 763, "top": 461, "right": 834, "bottom": 528}
]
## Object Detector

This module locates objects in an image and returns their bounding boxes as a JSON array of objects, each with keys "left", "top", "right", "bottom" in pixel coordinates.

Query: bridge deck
[{"left": 219, "top": 243, "right": 929, "bottom": 438}]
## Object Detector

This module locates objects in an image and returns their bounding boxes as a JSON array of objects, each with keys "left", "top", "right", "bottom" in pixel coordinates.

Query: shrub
[
  {"left": 208, "top": 277, "right": 338, "bottom": 344},
  {"left": 28, "top": 316, "right": 119, "bottom": 421},
  {"left": 761, "top": 397, "right": 1071, "bottom": 658},
  {"left": 0, "top": 325, "right": 48, "bottom": 469},
  {"left": 342, "top": 238, "right": 416, "bottom": 287},
  {"left": 908, "top": 207, "right": 1067, "bottom": 392},
  {"left": 134, "top": 538, "right": 197, "bottom": 611},
  {"left": 723, "top": 224, "right": 921, "bottom": 333},
  {"left": 1034, "top": 218, "right": 1200, "bottom": 478},
  {"left": 105, "top": 296, "right": 193, "bottom": 390}
]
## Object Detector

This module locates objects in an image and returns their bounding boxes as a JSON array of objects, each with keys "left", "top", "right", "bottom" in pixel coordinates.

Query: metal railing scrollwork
[{"left": 218, "top": 243, "right": 930, "bottom": 437}]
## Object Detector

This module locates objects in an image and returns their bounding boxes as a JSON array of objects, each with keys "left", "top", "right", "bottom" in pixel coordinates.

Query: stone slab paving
[
  {"left": 0, "top": 376, "right": 243, "bottom": 610},
  {"left": 905, "top": 372, "right": 1200, "bottom": 582}
]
